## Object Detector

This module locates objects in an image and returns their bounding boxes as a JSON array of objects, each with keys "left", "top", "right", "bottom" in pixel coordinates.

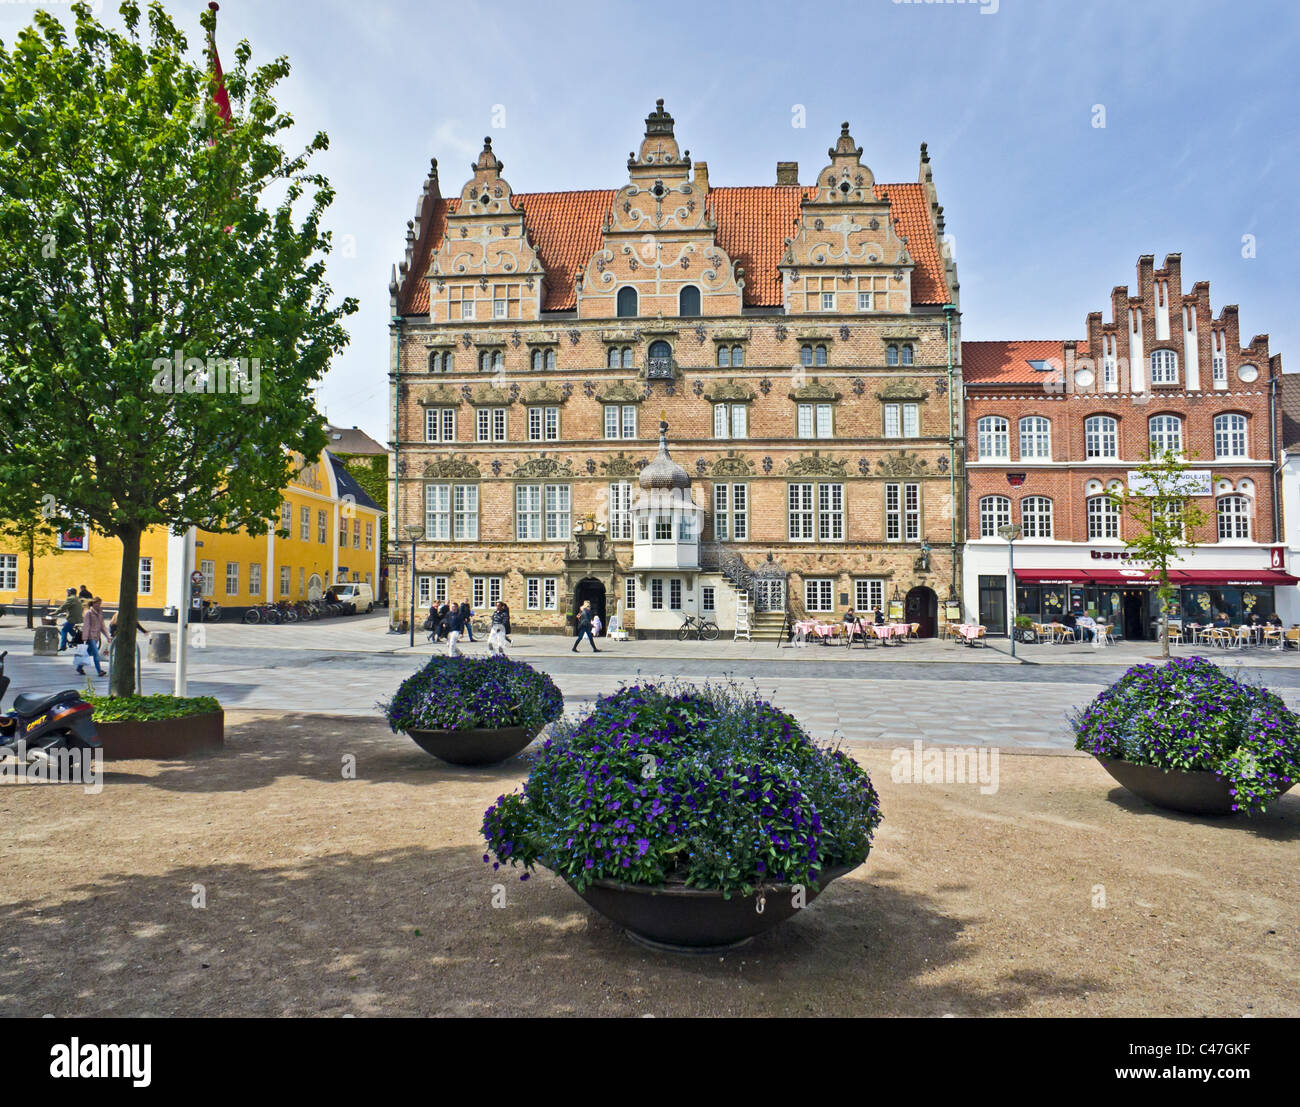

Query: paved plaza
[{"left": 6, "top": 612, "right": 1300, "bottom": 752}]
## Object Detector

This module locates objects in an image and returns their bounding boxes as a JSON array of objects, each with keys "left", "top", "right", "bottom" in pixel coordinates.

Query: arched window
[
  {"left": 901, "top": 344, "right": 914, "bottom": 366},
  {"left": 532, "top": 350, "right": 544, "bottom": 372},
  {"left": 800, "top": 345, "right": 813, "bottom": 368},
  {"left": 1148, "top": 414, "right": 1182, "bottom": 457},
  {"left": 977, "top": 415, "right": 1009, "bottom": 459},
  {"left": 621, "top": 347, "right": 634, "bottom": 369},
  {"left": 607, "top": 348, "right": 620, "bottom": 370},
  {"left": 731, "top": 345, "right": 744, "bottom": 367},
  {"left": 1020, "top": 496, "right": 1054, "bottom": 539},
  {"left": 678, "top": 285, "right": 701, "bottom": 317},
  {"left": 647, "top": 340, "right": 672, "bottom": 377},
  {"left": 1018, "top": 416, "right": 1051, "bottom": 459},
  {"left": 1214, "top": 413, "right": 1248, "bottom": 458},
  {"left": 1217, "top": 495, "right": 1251, "bottom": 540},
  {"left": 979, "top": 495, "right": 1011, "bottom": 538},
  {"left": 649, "top": 340, "right": 671, "bottom": 358},
  {"left": 428, "top": 351, "right": 441, "bottom": 373},
  {"left": 616, "top": 286, "right": 638, "bottom": 318},
  {"left": 814, "top": 345, "right": 827, "bottom": 367},
  {"left": 545, "top": 349, "right": 556, "bottom": 371},
  {"left": 478, "top": 350, "right": 494, "bottom": 372},
  {"left": 717, "top": 346, "right": 730, "bottom": 368},
  {"left": 886, "top": 345, "right": 899, "bottom": 366},
  {"left": 1084, "top": 415, "right": 1118, "bottom": 459},
  {"left": 1086, "top": 495, "right": 1120, "bottom": 539},
  {"left": 1149, "top": 349, "right": 1178, "bottom": 385}
]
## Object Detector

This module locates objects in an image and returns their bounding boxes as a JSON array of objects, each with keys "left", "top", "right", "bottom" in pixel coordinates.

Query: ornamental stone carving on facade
[
  {"left": 512, "top": 454, "right": 574, "bottom": 478},
  {"left": 418, "top": 384, "right": 461, "bottom": 407},
  {"left": 600, "top": 452, "right": 640, "bottom": 477},
  {"left": 788, "top": 377, "right": 842, "bottom": 402},
  {"left": 520, "top": 383, "right": 568, "bottom": 405},
  {"left": 875, "top": 450, "right": 929, "bottom": 477},
  {"left": 875, "top": 379, "right": 929, "bottom": 402},
  {"left": 711, "top": 451, "right": 755, "bottom": 477},
  {"left": 467, "top": 384, "right": 513, "bottom": 406},
  {"left": 703, "top": 380, "right": 756, "bottom": 404},
  {"left": 423, "top": 455, "right": 481, "bottom": 479},
  {"left": 594, "top": 381, "right": 644, "bottom": 404},
  {"left": 785, "top": 451, "right": 848, "bottom": 477}
]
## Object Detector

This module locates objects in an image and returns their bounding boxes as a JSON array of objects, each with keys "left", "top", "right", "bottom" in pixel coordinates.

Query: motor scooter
[{"left": 0, "top": 651, "right": 100, "bottom": 760}]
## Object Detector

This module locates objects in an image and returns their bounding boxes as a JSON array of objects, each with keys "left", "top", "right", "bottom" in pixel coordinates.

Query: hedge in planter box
[
  {"left": 1071, "top": 657, "right": 1300, "bottom": 813},
  {"left": 383, "top": 655, "right": 563, "bottom": 734},
  {"left": 481, "top": 682, "right": 882, "bottom": 895}
]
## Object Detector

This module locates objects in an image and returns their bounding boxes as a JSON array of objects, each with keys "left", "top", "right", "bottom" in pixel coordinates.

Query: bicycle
[
  {"left": 200, "top": 599, "right": 222, "bottom": 623},
  {"left": 677, "top": 613, "right": 720, "bottom": 642},
  {"left": 242, "top": 602, "right": 281, "bottom": 625}
]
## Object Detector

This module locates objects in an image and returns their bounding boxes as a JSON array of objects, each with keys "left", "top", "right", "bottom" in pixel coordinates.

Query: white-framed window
[
  {"left": 1217, "top": 495, "right": 1251, "bottom": 540},
  {"left": 701, "top": 585, "right": 716, "bottom": 613},
  {"left": 528, "top": 406, "right": 560, "bottom": 442},
  {"left": 339, "top": 514, "right": 349, "bottom": 547},
  {"left": 977, "top": 416, "right": 1009, "bottom": 459},
  {"left": 279, "top": 566, "right": 291, "bottom": 595},
  {"left": 716, "top": 345, "right": 745, "bottom": 367},
  {"left": 979, "top": 495, "right": 1011, "bottom": 539},
  {"left": 821, "top": 292, "right": 835, "bottom": 311},
  {"left": 1103, "top": 351, "right": 1117, "bottom": 388},
  {"left": 1212, "top": 350, "right": 1228, "bottom": 386},
  {"left": 1153, "top": 499, "right": 1185, "bottom": 541},
  {"left": 604, "top": 405, "right": 637, "bottom": 439},
  {"left": 417, "top": 575, "right": 432, "bottom": 609},
  {"left": 317, "top": 509, "right": 327, "bottom": 544},
  {"left": 461, "top": 298, "right": 476, "bottom": 320},
  {"left": 200, "top": 560, "right": 215, "bottom": 597},
  {"left": 884, "top": 402, "right": 919, "bottom": 439},
  {"left": 433, "top": 576, "right": 448, "bottom": 605},
  {"left": 1148, "top": 414, "right": 1183, "bottom": 457},
  {"left": 425, "top": 407, "right": 456, "bottom": 443},
  {"left": 788, "top": 483, "right": 815, "bottom": 541},
  {"left": 854, "top": 577, "right": 884, "bottom": 613},
  {"left": 299, "top": 506, "right": 310, "bottom": 540},
  {"left": 797, "top": 402, "right": 833, "bottom": 439},
  {"left": 0, "top": 554, "right": 15, "bottom": 591},
  {"left": 477, "top": 407, "right": 508, "bottom": 443},
  {"left": 138, "top": 557, "right": 153, "bottom": 594},
  {"left": 818, "top": 483, "right": 844, "bottom": 541},
  {"left": 1018, "top": 416, "right": 1051, "bottom": 459},
  {"left": 903, "top": 482, "right": 920, "bottom": 541},
  {"left": 472, "top": 576, "right": 503, "bottom": 608},
  {"left": 249, "top": 563, "right": 261, "bottom": 598},
  {"left": 654, "top": 515, "right": 673, "bottom": 541},
  {"left": 714, "top": 483, "right": 748, "bottom": 541},
  {"left": 901, "top": 344, "right": 914, "bottom": 366},
  {"left": 650, "top": 578, "right": 664, "bottom": 609},
  {"left": 1150, "top": 349, "right": 1178, "bottom": 385},
  {"left": 713, "top": 403, "right": 748, "bottom": 439},
  {"left": 1020, "top": 496, "right": 1054, "bottom": 539},
  {"left": 478, "top": 349, "right": 503, "bottom": 373},
  {"left": 493, "top": 298, "right": 507, "bottom": 319},
  {"left": 425, "top": 483, "right": 478, "bottom": 541},
  {"left": 365, "top": 522, "right": 373, "bottom": 550},
  {"left": 609, "top": 481, "right": 633, "bottom": 540},
  {"left": 525, "top": 577, "right": 558, "bottom": 610},
  {"left": 353, "top": 518, "right": 361, "bottom": 548},
  {"left": 857, "top": 291, "right": 872, "bottom": 311},
  {"left": 225, "top": 561, "right": 239, "bottom": 596},
  {"left": 800, "top": 344, "right": 828, "bottom": 367},
  {"left": 1086, "top": 495, "right": 1121, "bottom": 539},
  {"left": 886, "top": 345, "right": 899, "bottom": 366},
  {"left": 1214, "top": 413, "right": 1248, "bottom": 458},
  {"left": 280, "top": 501, "right": 292, "bottom": 533},
  {"left": 805, "top": 578, "right": 834, "bottom": 612},
  {"left": 625, "top": 577, "right": 636, "bottom": 611},
  {"left": 1085, "top": 415, "right": 1119, "bottom": 459},
  {"left": 516, "top": 483, "right": 570, "bottom": 540},
  {"left": 669, "top": 579, "right": 683, "bottom": 609}
]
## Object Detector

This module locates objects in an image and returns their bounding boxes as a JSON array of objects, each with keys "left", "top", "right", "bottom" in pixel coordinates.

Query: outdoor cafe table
[
  {"left": 953, "top": 623, "right": 984, "bottom": 642},
  {"left": 793, "top": 620, "right": 837, "bottom": 642}
]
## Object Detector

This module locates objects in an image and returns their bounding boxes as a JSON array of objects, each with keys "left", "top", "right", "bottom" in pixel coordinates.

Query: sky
[{"left": 3, "top": 0, "right": 1297, "bottom": 444}]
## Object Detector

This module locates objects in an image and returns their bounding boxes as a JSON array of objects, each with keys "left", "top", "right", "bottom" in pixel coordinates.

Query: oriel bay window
[
  {"left": 426, "top": 483, "right": 479, "bottom": 541},
  {"left": 516, "top": 483, "right": 571, "bottom": 540},
  {"left": 714, "top": 483, "right": 748, "bottom": 541},
  {"left": 788, "top": 482, "right": 843, "bottom": 542},
  {"left": 886, "top": 482, "right": 921, "bottom": 542}
]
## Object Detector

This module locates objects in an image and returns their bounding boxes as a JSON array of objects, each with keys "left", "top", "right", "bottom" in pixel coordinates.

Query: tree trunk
[
  {"left": 24, "top": 529, "right": 34, "bottom": 630},
  {"left": 110, "top": 526, "right": 142, "bottom": 697}
]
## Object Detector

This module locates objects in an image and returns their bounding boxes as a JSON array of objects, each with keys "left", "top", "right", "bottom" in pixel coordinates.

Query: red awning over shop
[
  {"left": 1014, "top": 568, "right": 1300, "bottom": 587},
  {"left": 1176, "top": 569, "right": 1300, "bottom": 587},
  {"left": 1085, "top": 569, "right": 1168, "bottom": 584},
  {"left": 1013, "top": 569, "right": 1092, "bottom": 584}
]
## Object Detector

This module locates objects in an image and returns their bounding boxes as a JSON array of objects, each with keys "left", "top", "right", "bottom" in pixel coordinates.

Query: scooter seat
[{"left": 12, "top": 691, "right": 83, "bottom": 717}]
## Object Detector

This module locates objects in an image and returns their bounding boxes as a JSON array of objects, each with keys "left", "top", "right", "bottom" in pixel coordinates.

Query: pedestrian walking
[
  {"left": 53, "top": 587, "right": 84, "bottom": 652},
  {"left": 500, "top": 601, "right": 512, "bottom": 644},
  {"left": 80, "top": 597, "right": 108, "bottom": 677},
  {"left": 572, "top": 600, "right": 600, "bottom": 653},
  {"left": 488, "top": 601, "right": 510, "bottom": 655},
  {"left": 461, "top": 601, "right": 475, "bottom": 642},
  {"left": 445, "top": 600, "right": 466, "bottom": 657}
]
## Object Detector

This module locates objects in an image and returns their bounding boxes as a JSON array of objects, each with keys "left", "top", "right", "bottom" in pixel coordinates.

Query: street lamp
[
  {"left": 404, "top": 523, "right": 424, "bottom": 648},
  {"left": 998, "top": 523, "right": 1023, "bottom": 658}
]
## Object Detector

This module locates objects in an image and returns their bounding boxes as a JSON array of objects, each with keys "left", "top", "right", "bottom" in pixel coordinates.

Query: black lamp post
[
  {"left": 998, "top": 523, "right": 1023, "bottom": 657},
  {"left": 404, "top": 523, "right": 424, "bottom": 648}
]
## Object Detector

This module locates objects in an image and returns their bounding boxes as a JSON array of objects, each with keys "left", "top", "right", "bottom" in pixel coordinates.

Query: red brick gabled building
[{"left": 962, "top": 254, "right": 1290, "bottom": 639}]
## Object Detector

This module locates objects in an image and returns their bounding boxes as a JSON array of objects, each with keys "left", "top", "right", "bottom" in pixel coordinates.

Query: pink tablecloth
[
  {"left": 793, "top": 621, "right": 835, "bottom": 639},
  {"left": 954, "top": 624, "right": 983, "bottom": 640}
]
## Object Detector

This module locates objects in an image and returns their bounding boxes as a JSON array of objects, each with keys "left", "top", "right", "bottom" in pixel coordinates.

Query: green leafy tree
[
  {"left": 0, "top": 2, "right": 356, "bottom": 694},
  {"left": 1114, "top": 448, "right": 1211, "bottom": 658}
]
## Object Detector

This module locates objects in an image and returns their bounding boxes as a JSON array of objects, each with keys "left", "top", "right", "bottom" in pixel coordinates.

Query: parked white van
[{"left": 333, "top": 582, "right": 375, "bottom": 613}]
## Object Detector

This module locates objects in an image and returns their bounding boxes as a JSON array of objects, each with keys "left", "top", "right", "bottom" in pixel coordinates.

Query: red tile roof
[
  {"left": 963, "top": 340, "right": 1068, "bottom": 384},
  {"left": 399, "top": 182, "right": 949, "bottom": 316}
]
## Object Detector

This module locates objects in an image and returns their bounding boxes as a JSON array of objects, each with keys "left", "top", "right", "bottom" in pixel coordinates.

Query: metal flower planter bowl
[
  {"left": 1096, "top": 756, "right": 1295, "bottom": 817},
  {"left": 406, "top": 724, "right": 540, "bottom": 767}
]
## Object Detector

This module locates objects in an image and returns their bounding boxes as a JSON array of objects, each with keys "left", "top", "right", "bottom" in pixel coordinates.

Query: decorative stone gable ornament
[
  {"left": 419, "top": 384, "right": 461, "bottom": 407},
  {"left": 520, "top": 383, "right": 568, "bottom": 405},
  {"left": 788, "top": 377, "right": 842, "bottom": 402},
  {"left": 595, "top": 381, "right": 644, "bottom": 405},
  {"left": 875, "top": 450, "right": 929, "bottom": 477},
  {"left": 600, "top": 452, "right": 640, "bottom": 477},
  {"left": 875, "top": 379, "right": 929, "bottom": 402},
  {"left": 711, "top": 451, "right": 755, "bottom": 477},
  {"left": 512, "top": 454, "right": 574, "bottom": 479},
  {"left": 423, "top": 455, "right": 481, "bottom": 480},
  {"left": 703, "top": 380, "right": 756, "bottom": 404},
  {"left": 469, "top": 384, "right": 513, "bottom": 406},
  {"left": 786, "top": 452, "right": 849, "bottom": 477}
]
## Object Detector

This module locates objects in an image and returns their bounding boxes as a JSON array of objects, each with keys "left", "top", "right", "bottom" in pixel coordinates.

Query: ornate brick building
[
  {"left": 963, "top": 254, "right": 1291, "bottom": 639},
  {"left": 388, "top": 101, "right": 962, "bottom": 636}
]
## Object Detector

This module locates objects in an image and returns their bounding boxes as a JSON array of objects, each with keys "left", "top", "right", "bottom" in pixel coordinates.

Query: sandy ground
[{"left": 0, "top": 711, "right": 1296, "bottom": 1018}]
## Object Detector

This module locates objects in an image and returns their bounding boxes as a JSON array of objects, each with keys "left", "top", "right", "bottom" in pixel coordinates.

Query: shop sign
[{"left": 1126, "top": 469, "right": 1212, "bottom": 497}]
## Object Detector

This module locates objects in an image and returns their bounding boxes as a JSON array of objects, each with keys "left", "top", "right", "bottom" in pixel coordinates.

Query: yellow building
[{"left": 0, "top": 451, "right": 384, "bottom": 618}]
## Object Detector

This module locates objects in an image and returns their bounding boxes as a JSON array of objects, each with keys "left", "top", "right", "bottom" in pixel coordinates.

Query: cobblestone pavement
[{"left": 4, "top": 612, "right": 1299, "bottom": 752}]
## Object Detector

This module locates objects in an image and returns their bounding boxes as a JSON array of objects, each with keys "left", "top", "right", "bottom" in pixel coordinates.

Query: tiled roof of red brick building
[
  {"left": 1280, "top": 372, "right": 1300, "bottom": 452},
  {"left": 399, "top": 183, "right": 948, "bottom": 315},
  {"left": 963, "top": 339, "right": 1069, "bottom": 385}
]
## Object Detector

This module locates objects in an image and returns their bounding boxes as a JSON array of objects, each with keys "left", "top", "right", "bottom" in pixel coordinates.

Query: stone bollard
[
  {"left": 33, "top": 626, "right": 60, "bottom": 655},
  {"left": 148, "top": 632, "right": 172, "bottom": 663}
]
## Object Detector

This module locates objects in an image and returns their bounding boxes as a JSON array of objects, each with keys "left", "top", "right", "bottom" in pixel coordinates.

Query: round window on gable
[{"left": 1238, "top": 363, "right": 1259, "bottom": 383}]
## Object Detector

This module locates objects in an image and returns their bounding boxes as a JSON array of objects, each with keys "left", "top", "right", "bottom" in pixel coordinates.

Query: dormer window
[
  {"left": 617, "top": 286, "right": 638, "bottom": 318},
  {"left": 679, "top": 285, "right": 701, "bottom": 317}
]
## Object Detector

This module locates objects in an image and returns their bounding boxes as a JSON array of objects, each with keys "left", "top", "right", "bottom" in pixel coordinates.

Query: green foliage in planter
[
  {"left": 482, "top": 682, "right": 882, "bottom": 895},
  {"left": 87, "top": 693, "right": 222, "bottom": 723},
  {"left": 382, "top": 655, "right": 563, "bottom": 733},
  {"left": 1014, "top": 615, "right": 1034, "bottom": 629},
  {"left": 1070, "top": 657, "right": 1300, "bottom": 813}
]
